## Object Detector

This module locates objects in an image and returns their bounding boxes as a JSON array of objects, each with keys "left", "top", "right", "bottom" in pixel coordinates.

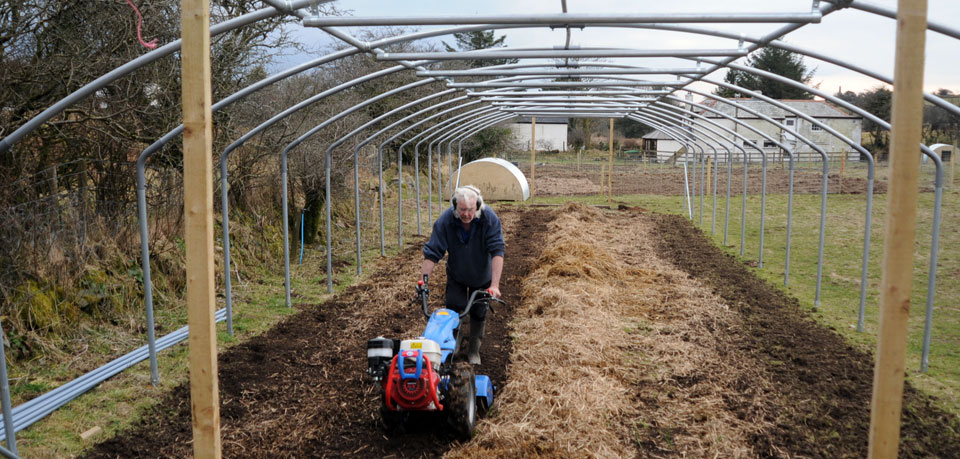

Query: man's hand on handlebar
[
  {"left": 487, "top": 286, "right": 501, "bottom": 299},
  {"left": 410, "top": 274, "right": 429, "bottom": 307}
]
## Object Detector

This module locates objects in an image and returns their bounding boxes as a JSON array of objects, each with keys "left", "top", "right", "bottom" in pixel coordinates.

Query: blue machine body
[
  {"left": 419, "top": 308, "right": 496, "bottom": 408},
  {"left": 474, "top": 375, "right": 494, "bottom": 410},
  {"left": 421, "top": 308, "right": 460, "bottom": 365}
]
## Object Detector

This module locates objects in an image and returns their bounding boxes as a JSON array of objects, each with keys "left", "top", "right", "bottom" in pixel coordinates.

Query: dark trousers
[{"left": 445, "top": 276, "right": 489, "bottom": 321}]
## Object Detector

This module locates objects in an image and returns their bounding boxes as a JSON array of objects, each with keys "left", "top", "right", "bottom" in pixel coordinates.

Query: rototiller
[{"left": 366, "top": 274, "right": 501, "bottom": 439}]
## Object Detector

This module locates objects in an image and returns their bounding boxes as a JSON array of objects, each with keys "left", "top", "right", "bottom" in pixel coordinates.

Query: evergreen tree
[
  {"left": 443, "top": 30, "right": 517, "bottom": 68},
  {"left": 715, "top": 47, "right": 815, "bottom": 99}
]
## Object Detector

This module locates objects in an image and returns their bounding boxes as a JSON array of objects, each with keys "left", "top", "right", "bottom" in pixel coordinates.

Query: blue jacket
[{"left": 423, "top": 206, "right": 505, "bottom": 287}]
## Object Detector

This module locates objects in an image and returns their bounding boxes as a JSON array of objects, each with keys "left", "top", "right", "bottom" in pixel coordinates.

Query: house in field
[
  {"left": 507, "top": 116, "right": 569, "bottom": 151},
  {"left": 641, "top": 129, "right": 687, "bottom": 163},
  {"left": 691, "top": 97, "right": 863, "bottom": 163}
]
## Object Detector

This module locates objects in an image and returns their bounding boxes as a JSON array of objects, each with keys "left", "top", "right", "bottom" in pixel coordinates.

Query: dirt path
[
  {"left": 84, "top": 206, "right": 960, "bottom": 458},
  {"left": 651, "top": 212, "right": 960, "bottom": 457},
  {"left": 85, "top": 207, "right": 552, "bottom": 458}
]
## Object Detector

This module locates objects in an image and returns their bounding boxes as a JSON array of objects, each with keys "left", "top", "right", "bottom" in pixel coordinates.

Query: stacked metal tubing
[{"left": 0, "top": 1, "right": 958, "bottom": 454}]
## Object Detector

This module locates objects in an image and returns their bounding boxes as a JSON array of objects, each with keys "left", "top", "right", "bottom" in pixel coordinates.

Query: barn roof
[{"left": 698, "top": 98, "right": 861, "bottom": 119}]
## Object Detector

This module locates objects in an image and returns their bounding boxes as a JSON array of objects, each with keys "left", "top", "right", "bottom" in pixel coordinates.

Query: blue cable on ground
[{"left": 299, "top": 212, "right": 304, "bottom": 265}]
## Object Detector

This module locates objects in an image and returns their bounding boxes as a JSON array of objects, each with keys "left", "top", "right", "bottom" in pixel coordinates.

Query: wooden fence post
[
  {"left": 868, "top": 1, "right": 927, "bottom": 458},
  {"left": 600, "top": 163, "right": 605, "bottom": 197},
  {"left": 182, "top": 0, "right": 221, "bottom": 457},
  {"left": 840, "top": 148, "right": 846, "bottom": 194},
  {"left": 608, "top": 118, "right": 614, "bottom": 201},
  {"left": 530, "top": 117, "right": 536, "bottom": 200},
  {"left": 951, "top": 140, "right": 956, "bottom": 187}
]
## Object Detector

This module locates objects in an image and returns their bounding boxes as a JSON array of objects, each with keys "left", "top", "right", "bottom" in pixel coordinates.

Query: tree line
[{"left": 0, "top": 4, "right": 516, "bottom": 357}]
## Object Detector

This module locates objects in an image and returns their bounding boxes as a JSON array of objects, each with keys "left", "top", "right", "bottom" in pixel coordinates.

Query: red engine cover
[{"left": 383, "top": 350, "right": 443, "bottom": 411}]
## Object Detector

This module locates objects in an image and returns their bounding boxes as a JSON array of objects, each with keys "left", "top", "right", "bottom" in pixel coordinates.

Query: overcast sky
[{"left": 281, "top": 0, "right": 960, "bottom": 97}]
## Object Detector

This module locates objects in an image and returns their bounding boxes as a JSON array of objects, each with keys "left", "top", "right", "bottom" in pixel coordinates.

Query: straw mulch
[{"left": 446, "top": 203, "right": 770, "bottom": 458}]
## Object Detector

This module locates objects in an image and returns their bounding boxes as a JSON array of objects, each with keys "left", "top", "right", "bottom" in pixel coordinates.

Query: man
[{"left": 421, "top": 185, "right": 504, "bottom": 365}]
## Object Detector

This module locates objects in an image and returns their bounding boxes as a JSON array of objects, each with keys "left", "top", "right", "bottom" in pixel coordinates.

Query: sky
[{"left": 278, "top": 0, "right": 960, "bottom": 98}]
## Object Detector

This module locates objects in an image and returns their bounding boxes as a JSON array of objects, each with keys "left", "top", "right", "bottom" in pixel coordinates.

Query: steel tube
[
  {"left": 454, "top": 82, "right": 675, "bottom": 89},
  {"left": 679, "top": 89, "right": 803, "bottom": 268},
  {"left": 701, "top": 65, "right": 940, "bottom": 307},
  {"left": 135, "top": 168, "right": 160, "bottom": 384},
  {"left": 219, "top": 159, "right": 235, "bottom": 334},
  {"left": 626, "top": 114, "right": 706, "bottom": 216},
  {"left": 0, "top": 0, "right": 329, "bottom": 153},
  {"left": 419, "top": 68, "right": 705, "bottom": 77},
  {"left": 0, "top": 310, "right": 227, "bottom": 443},
  {"left": 640, "top": 105, "right": 747, "bottom": 246},
  {"left": 470, "top": 90, "right": 669, "bottom": 96},
  {"left": 350, "top": 90, "right": 465, "bottom": 256},
  {"left": 303, "top": 12, "right": 822, "bottom": 27},
  {"left": 702, "top": 78, "right": 835, "bottom": 300},
  {"left": 379, "top": 48, "right": 748, "bottom": 61},
  {"left": 483, "top": 97, "right": 658, "bottom": 103},
  {"left": 921, "top": 153, "right": 945, "bottom": 371},
  {"left": 654, "top": 100, "right": 768, "bottom": 260},
  {"left": 223, "top": 63, "right": 412, "bottom": 306},
  {"left": 386, "top": 107, "right": 503, "bottom": 245},
  {"left": 133, "top": 45, "right": 361, "bottom": 347},
  {"left": 0, "top": 320, "right": 16, "bottom": 456}
]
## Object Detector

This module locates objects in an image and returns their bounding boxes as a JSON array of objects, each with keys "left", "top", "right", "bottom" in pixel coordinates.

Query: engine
[{"left": 378, "top": 338, "right": 443, "bottom": 411}]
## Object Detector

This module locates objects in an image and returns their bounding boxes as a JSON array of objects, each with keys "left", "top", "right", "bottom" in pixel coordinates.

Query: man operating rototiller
[
  {"left": 421, "top": 185, "right": 504, "bottom": 365},
  {"left": 364, "top": 185, "right": 505, "bottom": 438}
]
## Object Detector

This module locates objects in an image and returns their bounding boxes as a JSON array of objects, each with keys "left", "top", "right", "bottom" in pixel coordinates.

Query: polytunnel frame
[
  {"left": 0, "top": 1, "right": 955, "bottom": 456},
  {"left": 650, "top": 98, "right": 771, "bottom": 264},
  {"left": 296, "top": 0, "right": 951, "bottom": 368},
  {"left": 358, "top": 107, "right": 509, "bottom": 258}
]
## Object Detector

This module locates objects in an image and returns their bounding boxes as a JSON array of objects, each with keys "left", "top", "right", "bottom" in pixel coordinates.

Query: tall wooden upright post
[
  {"left": 951, "top": 140, "right": 956, "bottom": 187},
  {"left": 840, "top": 148, "right": 846, "bottom": 194},
  {"left": 868, "top": 1, "right": 927, "bottom": 458},
  {"left": 181, "top": 0, "right": 221, "bottom": 457},
  {"left": 608, "top": 118, "right": 614, "bottom": 201},
  {"left": 530, "top": 117, "right": 536, "bottom": 200},
  {"left": 599, "top": 163, "right": 605, "bottom": 197}
]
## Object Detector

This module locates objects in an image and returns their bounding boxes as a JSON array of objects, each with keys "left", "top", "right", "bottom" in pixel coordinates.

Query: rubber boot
[{"left": 467, "top": 317, "right": 486, "bottom": 365}]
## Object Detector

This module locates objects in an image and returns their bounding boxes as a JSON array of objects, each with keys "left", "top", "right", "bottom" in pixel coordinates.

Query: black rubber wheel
[
  {"left": 444, "top": 361, "right": 477, "bottom": 440},
  {"left": 379, "top": 399, "right": 407, "bottom": 434}
]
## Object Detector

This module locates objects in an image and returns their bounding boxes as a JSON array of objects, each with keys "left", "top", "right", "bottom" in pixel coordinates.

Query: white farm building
[{"left": 508, "top": 116, "right": 569, "bottom": 152}]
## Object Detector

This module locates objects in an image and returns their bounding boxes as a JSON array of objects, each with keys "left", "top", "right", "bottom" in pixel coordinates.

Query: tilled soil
[
  {"left": 85, "top": 207, "right": 551, "bottom": 458},
  {"left": 532, "top": 163, "right": 886, "bottom": 197},
  {"left": 84, "top": 206, "right": 960, "bottom": 458},
  {"left": 651, "top": 212, "right": 960, "bottom": 458}
]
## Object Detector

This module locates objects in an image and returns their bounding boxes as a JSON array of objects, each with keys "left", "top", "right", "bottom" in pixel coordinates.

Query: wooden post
[
  {"left": 608, "top": 118, "right": 614, "bottom": 201},
  {"left": 951, "top": 141, "right": 956, "bottom": 188},
  {"left": 840, "top": 148, "right": 846, "bottom": 194},
  {"left": 181, "top": 0, "right": 221, "bottom": 457},
  {"left": 599, "top": 163, "right": 605, "bottom": 197},
  {"left": 530, "top": 117, "right": 536, "bottom": 200},
  {"left": 868, "top": 1, "right": 927, "bottom": 458},
  {"left": 50, "top": 166, "right": 59, "bottom": 197}
]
